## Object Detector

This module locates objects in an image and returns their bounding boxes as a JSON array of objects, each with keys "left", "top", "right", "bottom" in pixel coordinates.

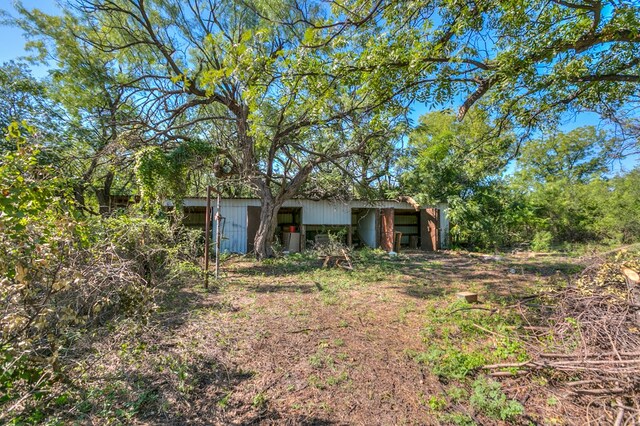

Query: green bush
[
  {"left": 531, "top": 230, "right": 553, "bottom": 252},
  {"left": 0, "top": 126, "right": 201, "bottom": 423},
  {"left": 470, "top": 377, "right": 524, "bottom": 421}
]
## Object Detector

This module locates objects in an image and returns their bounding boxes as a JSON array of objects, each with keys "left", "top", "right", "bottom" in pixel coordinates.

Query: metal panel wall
[
  {"left": 219, "top": 207, "right": 247, "bottom": 253},
  {"left": 218, "top": 203, "right": 248, "bottom": 253},
  {"left": 357, "top": 209, "right": 377, "bottom": 248},
  {"left": 297, "top": 200, "right": 351, "bottom": 225},
  {"left": 176, "top": 198, "right": 449, "bottom": 252},
  {"left": 437, "top": 202, "right": 449, "bottom": 249},
  {"left": 420, "top": 208, "right": 439, "bottom": 251}
]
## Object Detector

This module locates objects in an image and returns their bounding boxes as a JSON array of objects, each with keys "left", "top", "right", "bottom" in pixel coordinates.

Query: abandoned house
[{"left": 173, "top": 198, "right": 449, "bottom": 254}]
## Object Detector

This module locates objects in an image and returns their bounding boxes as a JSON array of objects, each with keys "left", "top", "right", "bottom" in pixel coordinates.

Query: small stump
[{"left": 456, "top": 291, "right": 479, "bottom": 304}]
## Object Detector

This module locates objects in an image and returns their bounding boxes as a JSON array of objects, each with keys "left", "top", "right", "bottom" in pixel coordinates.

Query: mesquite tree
[
  {"left": 12, "top": 7, "right": 149, "bottom": 215},
  {"left": 18, "top": 0, "right": 400, "bottom": 259}
]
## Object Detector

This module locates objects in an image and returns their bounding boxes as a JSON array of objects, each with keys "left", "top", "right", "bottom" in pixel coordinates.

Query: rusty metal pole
[
  {"left": 215, "top": 193, "right": 221, "bottom": 280},
  {"left": 204, "top": 186, "right": 212, "bottom": 289}
]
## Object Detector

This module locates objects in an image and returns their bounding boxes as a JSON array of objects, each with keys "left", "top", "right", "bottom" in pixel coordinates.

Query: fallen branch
[
  {"left": 286, "top": 326, "right": 334, "bottom": 334},
  {"left": 447, "top": 306, "right": 497, "bottom": 315},
  {"left": 540, "top": 351, "right": 640, "bottom": 359},
  {"left": 487, "top": 370, "right": 528, "bottom": 377},
  {"left": 482, "top": 252, "right": 640, "bottom": 421},
  {"left": 569, "top": 388, "right": 627, "bottom": 396},
  {"left": 614, "top": 405, "right": 624, "bottom": 426},
  {"left": 483, "top": 361, "right": 534, "bottom": 370}
]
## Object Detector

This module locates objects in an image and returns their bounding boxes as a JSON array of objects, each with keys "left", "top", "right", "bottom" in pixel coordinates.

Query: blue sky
[
  {"left": 1, "top": 0, "right": 636, "bottom": 172},
  {"left": 0, "top": 0, "right": 60, "bottom": 75}
]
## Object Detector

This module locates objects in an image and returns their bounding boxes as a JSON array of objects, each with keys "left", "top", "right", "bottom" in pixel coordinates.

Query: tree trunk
[
  {"left": 95, "top": 171, "right": 114, "bottom": 216},
  {"left": 254, "top": 195, "right": 282, "bottom": 260},
  {"left": 252, "top": 163, "right": 315, "bottom": 260},
  {"left": 73, "top": 183, "right": 87, "bottom": 213}
]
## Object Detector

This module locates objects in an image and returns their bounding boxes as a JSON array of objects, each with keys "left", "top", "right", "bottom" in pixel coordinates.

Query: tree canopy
[
  {"left": 372, "top": 0, "right": 638, "bottom": 124},
  {"left": 14, "top": 0, "right": 407, "bottom": 258},
  {"left": 6, "top": 0, "right": 640, "bottom": 255}
]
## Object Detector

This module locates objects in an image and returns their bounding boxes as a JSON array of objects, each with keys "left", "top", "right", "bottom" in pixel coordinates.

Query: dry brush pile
[
  {"left": 0, "top": 214, "right": 202, "bottom": 423},
  {"left": 0, "top": 140, "right": 202, "bottom": 423},
  {"left": 489, "top": 250, "right": 640, "bottom": 423}
]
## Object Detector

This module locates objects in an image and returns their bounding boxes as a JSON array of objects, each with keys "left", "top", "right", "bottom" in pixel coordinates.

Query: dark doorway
[
  {"left": 394, "top": 209, "right": 420, "bottom": 249},
  {"left": 277, "top": 207, "right": 302, "bottom": 252},
  {"left": 183, "top": 206, "right": 207, "bottom": 229},
  {"left": 246, "top": 206, "right": 261, "bottom": 253}
]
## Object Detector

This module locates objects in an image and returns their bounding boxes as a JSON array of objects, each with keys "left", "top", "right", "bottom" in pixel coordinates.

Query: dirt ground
[{"left": 82, "top": 250, "right": 588, "bottom": 425}]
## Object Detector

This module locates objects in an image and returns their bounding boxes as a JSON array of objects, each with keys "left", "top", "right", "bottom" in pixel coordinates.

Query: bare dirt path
[{"left": 117, "top": 252, "right": 580, "bottom": 425}]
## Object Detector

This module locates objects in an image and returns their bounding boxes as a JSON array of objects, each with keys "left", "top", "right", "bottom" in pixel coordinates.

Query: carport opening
[
  {"left": 183, "top": 206, "right": 207, "bottom": 229},
  {"left": 277, "top": 207, "right": 302, "bottom": 252},
  {"left": 394, "top": 209, "right": 421, "bottom": 249},
  {"left": 305, "top": 225, "right": 349, "bottom": 249},
  {"left": 276, "top": 207, "right": 302, "bottom": 232}
]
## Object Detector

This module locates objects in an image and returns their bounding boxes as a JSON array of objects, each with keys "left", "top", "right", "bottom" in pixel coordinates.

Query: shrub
[
  {"left": 531, "top": 230, "right": 553, "bottom": 252},
  {"left": 415, "top": 347, "right": 486, "bottom": 380},
  {"left": 0, "top": 128, "right": 200, "bottom": 423},
  {"left": 470, "top": 377, "right": 524, "bottom": 421}
]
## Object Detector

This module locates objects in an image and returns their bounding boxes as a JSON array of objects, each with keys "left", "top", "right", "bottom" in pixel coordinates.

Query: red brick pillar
[
  {"left": 420, "top": 208, "right": 439, "bottom": 251},
  {"left": 380, "top": 208, "right": 395, "bottom": 252}
]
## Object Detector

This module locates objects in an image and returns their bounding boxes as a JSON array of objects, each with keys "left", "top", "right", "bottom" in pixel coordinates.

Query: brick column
[
  {"left": 380, "top": 208, "right": 394, "bottom": 252},
  {"left": 420, "top": 208, "right": 439, "bottom": 251}
]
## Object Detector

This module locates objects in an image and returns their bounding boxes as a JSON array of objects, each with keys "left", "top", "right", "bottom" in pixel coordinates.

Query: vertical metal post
[
  {"left": 215, "top": 193, "right": 221, "bottom": 280},
  {"left": 204, "top": 186, "right": 212, "bottom": 289}
]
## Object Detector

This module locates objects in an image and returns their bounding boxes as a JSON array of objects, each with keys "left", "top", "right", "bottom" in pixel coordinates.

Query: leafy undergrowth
[
  {"left": 0, "top": 135, "right": 203, "bottom": 424},
  {"left": 407, "top": 298, "right": 529, "bottom": 424}
]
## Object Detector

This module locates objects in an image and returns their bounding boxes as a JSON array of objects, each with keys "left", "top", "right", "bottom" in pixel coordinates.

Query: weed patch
[
  {"left": 410, "top": 298, "right": 529, "bottom": 422},
  {"left": 413, "top": 346, "right": 487, "bottom": 380},
  {"left": 470, "top": 376, "right": 524, "bottom": 421},
  {"left": 414, "top": 299, "right": 528, "bottom": 380}
]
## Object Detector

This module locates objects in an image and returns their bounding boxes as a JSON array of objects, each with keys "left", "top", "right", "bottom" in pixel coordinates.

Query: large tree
[
  {"left": 16, "top": 0, "right": 400, "bottom": 259},
  {"left": 513, "top": 126, "right": 617, "bottom": 184},
  {"left": 398, "top": 110, "right": 528, "bottom": 248},
  {"left": 510, "top": 126, "right": 623, "bottom": 244},
  {"left": 11, "top": 7, "right": 150, "bottom": 215},
  {"left": 398, "top": 110, "right": 514, "bottom": 204}
]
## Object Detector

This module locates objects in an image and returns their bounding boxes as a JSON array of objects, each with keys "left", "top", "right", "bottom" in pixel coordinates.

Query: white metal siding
[
  {"left": 218, "top": 202, "right": 248, "bottom": 253},
  {"left": 181, "top": 198, "right": 260, "bottom": 208},
  {"left": 350, "top": 200, "right": 416, "bottom": 210},
  {"left": 357, "top": 209, "right": 377, "bottom": 248},
  {"left": 175, "top": 198, "right": 449, "bottom": 252},
  {"left": 297, "top": 200, "right": 351, "bottom": 225},
  {"left": 437, "top": 202, "right": 450, "bottom": 249}
]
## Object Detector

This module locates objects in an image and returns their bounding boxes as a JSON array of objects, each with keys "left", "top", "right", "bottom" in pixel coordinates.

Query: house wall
[
  {"left": 420, "top": 207, "right": 439, "bottom": 251},
  {"left": 181, "top": 199, "right": 251, "bottom": 253},
  {"left": 272, "top": 199, "right": 351, "bottom": 225}
]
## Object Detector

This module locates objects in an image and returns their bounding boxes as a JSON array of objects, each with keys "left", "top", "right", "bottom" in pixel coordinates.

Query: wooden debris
[
  {"left": 622, "top": 267, "right": 639, "bottom": 285},
  {"left": 456, "top": 291, "right": 478, "bottom": 303},
  {"left": 481, "top": 255, "right": 640, "bottom": 419},
  {"left": 322, "top": 249, "right": 353, "bottom": 270}
]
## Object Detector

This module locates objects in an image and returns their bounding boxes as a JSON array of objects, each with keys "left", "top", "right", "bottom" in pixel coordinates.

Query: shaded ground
[{"left": 73, "top": 250, "right": 589, "bottom": 425}]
